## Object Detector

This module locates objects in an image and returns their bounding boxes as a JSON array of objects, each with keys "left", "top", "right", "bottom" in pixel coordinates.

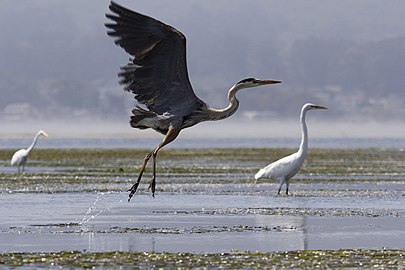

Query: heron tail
[{"left": 130, "top": 106, "right": 156, "bottom": 129}]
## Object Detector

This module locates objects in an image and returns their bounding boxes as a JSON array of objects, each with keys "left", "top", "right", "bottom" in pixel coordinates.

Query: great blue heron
[
  {"left": 255, "top": 103, "right": 327, "bottom": 195},
  {"left": 11, "top": 130, "right": 48, "bottom": 173},
  {"left": 105, "top": 1, "right": 281, "bottom": 202}
]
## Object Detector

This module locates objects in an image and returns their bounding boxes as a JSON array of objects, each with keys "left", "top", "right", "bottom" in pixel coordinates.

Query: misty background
[{"left": 0, "top": 0, "right": 404, "bottom": 138}]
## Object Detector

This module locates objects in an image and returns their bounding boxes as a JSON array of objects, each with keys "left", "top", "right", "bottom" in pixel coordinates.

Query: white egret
[
  {"left": 255, "top": 103, "right": 327, "bottom": 195},
  {"left": 11, "top": 130, "right": 48, "bottom": 173}
]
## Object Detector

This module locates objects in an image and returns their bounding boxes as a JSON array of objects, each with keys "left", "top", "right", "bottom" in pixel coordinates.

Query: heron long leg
[
  {"left": 286, "top": 180, "right": 290, "bottom": 195},
  {"left": 148, "top": 126, "right": 181, "bottom": 197},
  {"left": 128, "top": 125, "right": 181, "bottom": 202},
  {"left": 128, "top": 151, "right": 153, "bottom": 202}
]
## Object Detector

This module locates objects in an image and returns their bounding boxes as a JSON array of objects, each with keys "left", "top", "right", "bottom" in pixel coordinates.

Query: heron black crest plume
[{"left": 105, "top": 1, "right": 281, "bottom": 202}]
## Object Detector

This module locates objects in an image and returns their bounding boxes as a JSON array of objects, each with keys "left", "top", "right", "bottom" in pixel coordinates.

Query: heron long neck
[
  {"left": 298, "top": 109, "right": 308, "bottom": 159},
  {"left": 208, "top": 84, "right": 240, "bottom": 121},
  {"left": 27, "top": 132, "right": 41, "bottom": 153}
]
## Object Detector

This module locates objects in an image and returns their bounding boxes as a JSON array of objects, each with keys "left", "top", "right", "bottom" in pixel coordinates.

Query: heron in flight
[
  {"left": 255, "top": 103, "right": 327, "bottom": 195},
  {"left": 11, "top": 130, "right": 48, "bottom": 173},
  {"left": 105, "top": 1, "right": 281, "bottom": 202}
]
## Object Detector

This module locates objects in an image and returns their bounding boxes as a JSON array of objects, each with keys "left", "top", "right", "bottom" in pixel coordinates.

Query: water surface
[
  {"left": 0, "top": 147, "right": 404, "bottom": 254},
  {"left": 1, "top": 192, "right": 404, "bottom": 253}
]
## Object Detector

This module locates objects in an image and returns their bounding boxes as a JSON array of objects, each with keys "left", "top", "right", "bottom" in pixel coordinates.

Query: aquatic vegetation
[
  {"left": 0, "top": 249, "right": 404, "bottom": 269},
  {"left": 1, "top": 148, "right": 404, "bottom": 180},
  {"left": 0, "top": 147, "right": 404, "bottom": 203},
  {"left": 0, "top": 147, "right": 404, "bottom": 267},
  {"left": 153, "top": 207, "right": 405, "bottom": 218},
  {"left": 12, "top": 224, "right": 294, "bottom": 235}
]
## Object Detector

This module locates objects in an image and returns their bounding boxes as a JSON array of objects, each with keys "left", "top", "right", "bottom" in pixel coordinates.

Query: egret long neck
[
  {"left": 27, "top": 132, "right": 41, "bottom": 153},
  {"left": 208, "top": 84, "right": 240, "bottom": 120},
  {"left": 298, "top": 109, "right": 308, "bottom": 158}
]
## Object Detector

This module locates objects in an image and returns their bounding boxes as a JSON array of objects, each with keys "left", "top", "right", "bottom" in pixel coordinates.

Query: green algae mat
[{"left": 1, "top": 249, "right": 404, "bottom": 269}]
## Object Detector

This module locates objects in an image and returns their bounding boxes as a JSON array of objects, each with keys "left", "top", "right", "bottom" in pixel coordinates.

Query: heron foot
[
  {"left": 127, "top": 182, "right": 140, "bottom": 202},
  {"left": 148, "top": 178, "right": 156, "bottom": 198}
]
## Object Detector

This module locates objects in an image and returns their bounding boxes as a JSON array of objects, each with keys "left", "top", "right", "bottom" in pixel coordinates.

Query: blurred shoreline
[
  {"left": 1, "top": 119, "right": 404, "bottom": 139},
  {"left": 1, "top": 136, "right": 404, "bottom": 149}
]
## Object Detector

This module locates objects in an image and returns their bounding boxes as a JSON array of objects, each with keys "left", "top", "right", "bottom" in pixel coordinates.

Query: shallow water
[
  {"left": 0, "top": 192, "right": 404, "bottom": 253},
  {"left": 0, "top": 147, "right": 404, "bottom": 255}
]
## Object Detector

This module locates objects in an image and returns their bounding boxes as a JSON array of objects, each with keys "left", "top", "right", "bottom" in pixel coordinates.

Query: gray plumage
[{"left": 105, "top": 1, "right": 281, "bottom": 202}]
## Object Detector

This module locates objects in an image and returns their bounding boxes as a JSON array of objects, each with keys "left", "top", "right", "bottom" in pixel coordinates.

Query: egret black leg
[{"left": 277, "top": 179, "right": 286, "bottom": 196}]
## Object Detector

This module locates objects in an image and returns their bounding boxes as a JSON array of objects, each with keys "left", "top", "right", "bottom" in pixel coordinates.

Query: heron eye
[{"left": 237, "top": 78, "right": 255, "bottom": 84}]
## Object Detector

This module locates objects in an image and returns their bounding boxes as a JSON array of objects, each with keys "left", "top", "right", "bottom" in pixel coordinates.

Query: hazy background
[{"left": 1, "top": 0, "right": 404, "bottom": 138}]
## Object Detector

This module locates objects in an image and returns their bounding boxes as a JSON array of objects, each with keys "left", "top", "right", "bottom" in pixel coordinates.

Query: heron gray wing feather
[{"left": 105, "top": 1, "right": 204, "bottom": 115}]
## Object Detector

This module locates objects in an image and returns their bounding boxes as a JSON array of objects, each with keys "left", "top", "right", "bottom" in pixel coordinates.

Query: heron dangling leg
[
  {"left": 148, "top": 126, "right": 181, "bottom": 197},
  {"left": 148, "top": 150, "right": 158, "bottom": 198},
  {"left": 128, "top": 125, "right": 181, "bottom": 202},
  {"left": 128, "top": 151, "right": 153, "bottom": 202}
]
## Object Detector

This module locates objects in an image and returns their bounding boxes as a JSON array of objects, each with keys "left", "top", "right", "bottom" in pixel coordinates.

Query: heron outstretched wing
[{"left": 105, "top": 1, "right": 203, "bottom": 115}]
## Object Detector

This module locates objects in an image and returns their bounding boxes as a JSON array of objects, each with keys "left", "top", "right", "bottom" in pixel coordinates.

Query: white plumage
[
  {"left": 11, "top": 130, "right": 48, "bottom": 173},
  {"left": 255, "top": 103, "right": 327, "bottom": 195}
]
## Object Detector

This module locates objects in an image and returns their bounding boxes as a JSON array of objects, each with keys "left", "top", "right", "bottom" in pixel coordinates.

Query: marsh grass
[
  {"left": 1, "top": 147, "right": 403, "bottom": 171},
  {"left": 1, "top": 249, "right": 404, "bottom": 269},
  {"left": 1, "top": 148, "right": 404, "bottom": 193}
]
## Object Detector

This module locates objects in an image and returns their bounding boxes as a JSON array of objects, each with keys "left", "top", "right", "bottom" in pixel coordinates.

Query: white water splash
[{"left": 79, "top": 191, "right": 124, "bottom": 231}]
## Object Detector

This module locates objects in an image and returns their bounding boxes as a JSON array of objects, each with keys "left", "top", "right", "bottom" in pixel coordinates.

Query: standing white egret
[
  {"left": 11, "top": 130, "right": 48, "bottom": 173},
  {"left": 255, "top": 103, "right": 327, "bottom": 195}
]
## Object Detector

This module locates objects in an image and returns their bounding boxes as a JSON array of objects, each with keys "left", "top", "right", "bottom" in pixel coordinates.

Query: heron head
[
  {"left": 304, "top": 103, "right": 328, "bottom": 111},
  {"left": 236, "top": 78, "right": 281, "bottom": 89}
]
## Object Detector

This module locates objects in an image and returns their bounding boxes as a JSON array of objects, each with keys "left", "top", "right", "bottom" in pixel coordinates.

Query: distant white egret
[
  {"left": 11, "top": 130, "right": 48, "bottom": 173},
  {"left": 255, "top": 103, "right": 327, "bottom": 195}
]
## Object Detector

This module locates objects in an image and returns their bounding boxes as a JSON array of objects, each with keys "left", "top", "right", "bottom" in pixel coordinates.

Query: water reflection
[{"left": 0, "top": 193, "right": 404, "bottom": 253}]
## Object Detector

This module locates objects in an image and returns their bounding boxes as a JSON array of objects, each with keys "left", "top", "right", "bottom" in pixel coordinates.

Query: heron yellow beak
[{"left": 43, "top": 132, "right": 49, "bottom": 137}]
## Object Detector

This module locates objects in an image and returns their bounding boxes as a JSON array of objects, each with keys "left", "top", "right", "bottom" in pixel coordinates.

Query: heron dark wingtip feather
[
  {"left": 109, "top": 1, "right": 144, "bottom": 21},
  {"left": 105, "top": 14, "right": 119, "bottom": 24},
  {"left": 109, "top": 1, "right": 128, "bottom": 14}
]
